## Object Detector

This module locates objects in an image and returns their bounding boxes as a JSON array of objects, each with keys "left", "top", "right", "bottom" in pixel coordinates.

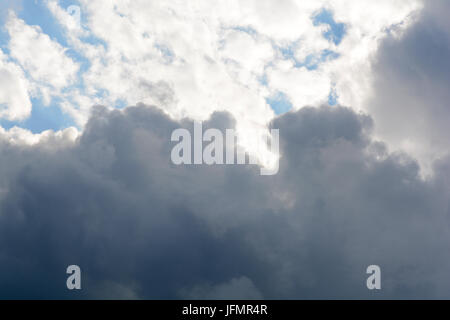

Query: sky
[{"left": 0, "top": 0, "right": 450, "bottom": 299}]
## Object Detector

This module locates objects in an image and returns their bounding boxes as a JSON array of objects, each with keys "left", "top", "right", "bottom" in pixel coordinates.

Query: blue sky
[{"left": 313, "top": 8, "right": 346, "bottom": 45}]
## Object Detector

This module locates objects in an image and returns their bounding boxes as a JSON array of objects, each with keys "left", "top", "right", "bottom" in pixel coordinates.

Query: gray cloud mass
[
  {"left": 0, "top": 103, "right": 449, "bottom": 299},
  {"left": 368, "top": 0, "right": 450, "bottom": 170}
]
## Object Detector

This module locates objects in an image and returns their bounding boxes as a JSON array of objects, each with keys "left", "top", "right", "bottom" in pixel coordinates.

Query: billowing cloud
[
  {"left": 0, "top": 104, "right": 449, "bottom": 299},
  {"left": 0, "top": 1, "right": 421, "bottom": 137},
  {"left": 6, "top": 12, "right": 79, "bottom": 101},
  {"left": 364, "top": 0, "right": 450, "bottom": 175},
  {"left": 0, "top": 49, "right": 31, "bottom": 120}
]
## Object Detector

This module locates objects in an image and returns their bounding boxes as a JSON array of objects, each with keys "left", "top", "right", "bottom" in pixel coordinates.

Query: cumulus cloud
[
  {"left": 35, "top": 0, "right": 420, "bottom": 134},
  {"left": 0, "top": 0, "right": 424, "bottom": 160},
  {"left": 364, "top": 0, "right": 450, "bottom": 175},
  {"left": 0, "top": 104, "right": 449, "bottom": 299},
  {"left": 0, "top": 49, "right": 31, "bottom": 120},
  {"left": 6, "top": 12, "right": 79, "bottom": 95}
]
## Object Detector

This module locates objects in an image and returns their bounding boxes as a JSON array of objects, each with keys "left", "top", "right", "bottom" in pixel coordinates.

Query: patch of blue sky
[
  {"left": 114, "top": 99, "right": 128, "bottom": 109},
  {"left": 298, "top": 49, "right": 340, "bottom": 70},
  {"left": 279, "top": 41, "right": 299, "bottom": 61},
  {"left": 0, "top": 97, "right": 76, "bottom": 133},
  {"left": 267, "top": 91, "right": 293, "bottom": 115},
  {"left": 0, "top": 29, "right": 8, "bottom": 52},
  {"left": 154, "top": 42, "right": 175, "bottom": 63},
  {"left": 328, "top": 85, "right": 338, "bottom": 106},
  {"left": 17, "top": 1, "right": 68, "bottom": 47},
  {"left": 313, "top": 9, "right": 346, "bottom": 46},
  {"left": 258, "top": 73, "right": 268, "bottom": 87},
  {"left": 279, "top": 44, "right": 340, "bottom": 70},
  {"left": 229, "top": 25, "right": 258, "bottom": 37}
]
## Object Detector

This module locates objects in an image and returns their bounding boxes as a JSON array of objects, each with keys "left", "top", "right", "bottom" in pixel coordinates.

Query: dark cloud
[{"left": 0, "top": 102, "right": 449, "bottom": 299}]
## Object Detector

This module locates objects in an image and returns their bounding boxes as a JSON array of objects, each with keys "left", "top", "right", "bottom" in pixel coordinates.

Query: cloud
[
  {"left": 0, "top": 0, "right": 424, "bottom": 162},
  {"left": 0, "top": 104, "right": 449, "bottom": 299},
  {"left": 0, "top": 0, "right": 449, "bottom": 300},
  {"left": 181, "top": 276, "right": 264, "bottom": 300},
  {"left": 6, "top": 12, "right": 79, "bottom": 102},
  {"left": 45, "top": 0, "right": 87, "bottom": 38},
  {"left": 34, "top": 0, "right": 420, "bottom": 131},
  {"left": 363, "top": 0, "right": 450, "bottom": 175},
  {"left": 0, "top": 49, "right": 31, "bottom": 120}
]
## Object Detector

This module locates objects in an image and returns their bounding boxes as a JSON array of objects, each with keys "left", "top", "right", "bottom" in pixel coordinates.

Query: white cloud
[
  {"left": 1, "top": 0, "right": 428, "bottom": 170},
  {"left": 72, "top": 0, "right": 422, "bottom": 118},
  {"left": 267, "top": 64, "right": 331, "bottom": 108},
  {"left": 327, "top": 0, "right": 424, "bottom": 111},
  {"left": 45, "top": 0, "right": 87, "bottom": 37},
  {"left": 0, "top": 49, "right": 31, "bottom": 120},
  {"left": 6, "top": 12, "right": 79, "bottom": 95},
  {"left": 0, "top": 124, "right": 78, "bottom": 146}
]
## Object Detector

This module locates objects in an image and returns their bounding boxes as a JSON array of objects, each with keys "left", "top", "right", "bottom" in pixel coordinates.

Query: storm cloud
[{"left": 0, "top": 103, "right": 449, "bottom": 299}]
